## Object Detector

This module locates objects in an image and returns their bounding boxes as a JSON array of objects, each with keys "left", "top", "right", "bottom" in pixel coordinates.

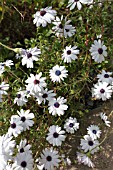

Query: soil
[{"left": 63, "top": 100, "right": 113, "bottom": 170}]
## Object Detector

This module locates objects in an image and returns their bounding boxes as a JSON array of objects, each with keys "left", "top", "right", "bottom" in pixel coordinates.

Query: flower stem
[{"left": 0, "top": 42, "right": 15, "bottom": 52}]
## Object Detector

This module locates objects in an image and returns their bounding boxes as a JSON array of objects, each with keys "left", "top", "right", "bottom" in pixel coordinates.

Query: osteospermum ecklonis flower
[
  {"left": 80, "top": 135, "right": 99, "bottom": 154},
  {"left": 33, "top": 6, "right": 57, "bottom": 27},
  {"left": 62, "top": 45, "right": 79, "bottom": 63},
  {"left": 46, "top": 125, "right": 66, "bottom": 146},
  {"left": 25, "top": 73, "right": 46, "bottom": 93},
  {"left": 100, "top": 112, "right": 111, "bottom": 127},
  {"left": 97, "top": 70, "right": 113, "bottom": 84},
  {"left": 34, "top": 88, "right": 56, "bottom": 104},
  {"left": 48, "top": 96, "right": 68, "bottom": 116},
  {"left": 67, "top": 0, "right": 85, "bottom": 10},
  {"left": 52, "top": 16, "right": 76, "bottom": 38},
  {"left": 64, "top": 117, "right": 79, "bottom": 134},
  {"left": 92, "top": 82, "right": 112, "bottom": 101},
  {"left": 17, "top": 139, "right": 32, "bottom": 154},
  {"left": 76, "top": 152, "right": 95, "bottom": 168},
  {"left": 89, "top": 39, "right": 107, "bottom": 63},
  {"left": 21, "top": 47, "right": 41, "bottom": 68},
  {"left": 14, "top": 90, "right": 28, "bottom": 106},
  {"left": 49, "top": 65, "right": 68, "bottom": 83},
  {"left": 17, "top": 109, "right": 34, "bottom": 131},
  {"left": 12, "top": 152, "right": 34, "bottom": 170},
  {"left": 87, "top": 125, "right": 101, "bottom": 140},
  {"left": 0, "top": 82, "right": 9, "bottom": 102},
  {"left": 8, "top": 115, "right": 23, "bottom": 137},
  {"left": 39, "top": 147, "right": 61, "bottom": 170}
]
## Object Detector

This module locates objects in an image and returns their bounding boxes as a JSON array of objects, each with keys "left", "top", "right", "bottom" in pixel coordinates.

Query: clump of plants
[{"left": 0, "top": 0, "right": 113, "bottom": 169}]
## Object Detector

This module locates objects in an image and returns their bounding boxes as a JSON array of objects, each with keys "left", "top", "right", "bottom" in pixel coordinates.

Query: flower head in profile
[
  {"left": 89, "top": 39, "right": 107, "bottom": 63},
  {"left": 76, "top": 152, "right": 94, "bottom": 168},
  {"left": 46, "top": 125, "right": 66, "bottom": 146},
  {"left": 33, "top": 6, "right": 57, "bottom": 27},
  {"left": 100, "top": 112, "right": 111, "bottom": 127},
  {"left": 80, "top": 135, "right": 99, "bottom": 154},
  {"left": 40, "top": 147, "right": 61, "bottom": 170},
  {"left": 25, "top": 73, "right": 46, "bottom": 93},
  {"left": 97, "top": 70, "right": 113, "bottom": 84},
  {"left": 12, "top": 152, "right": 34, "bottom": 170},
  {"left": 48, "top": 96, "right": 68, "bottom": 116},
  {"left": 62, "top": 45, "right": 79, "bottom": 63},
  {"left": 49, "top": 65, "right": 68, "bottom": 83},
  {"left": 92, "top": 82, "right": 112, "bottom": 101},
  {"left": 17, "top": 109, "right": 34, "bottom": 131},
  {"left": 21, "top": 47, "right": 41, "bottom": 68},
  {"left": 67, "top": 0, "right": 85, "bottom": 10},
  {"left": 64, "top": 117, "right": 79, "bottom": 134},
  {"left": 87, "top": 125, "right": 101, "bottom": 140}
]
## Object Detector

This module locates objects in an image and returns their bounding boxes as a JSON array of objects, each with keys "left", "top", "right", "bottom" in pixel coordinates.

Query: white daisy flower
[
  {"left": 14, "top": 90, "right": 28, "bottom": 106},
  {"left": 64, "top": 117, "right": 79, "bottom": 134},
  {"left": 89, "top": 39, "right": 107, "bottom": 63},
  {"left": 87, "top": 125, "right": 101, "bottom": 140},
  {"left": 33, "top": 6, "right": 57, "bottom": 27},
  {"left": 49, "top": 65, "right": 68, "bottom": 83},
  {"left": 17, "top": 139, "right": 32, "bottom": 154},
  {"left": 46, "top": 125, "right": 66, "bottom": 146},
  {"left": 0, "top": 82, "right": 9, "bottom": 95},
  {"left": 83, "top": 0, "right": 93, "bottom": 5},
  {"left": 62, "top": 45, "right": 79, "bottom": 63},
  {"left": 34, "top": 88, "right": 56, "bottom": 104},
  {"left": 100, "top": 112, "right": 111, "bottom": 127},
  {"left": 80, "top": 135, "right": 99, "bottom": 154},
  {"left": 5, "top": 164, "right": 13, "bottom": 170},
  {"left": 12, "top": 152, "right": 33, "bottom": 170},
  {"left": 40, "top": 147, "right": 61, "bottom": 170},
  {"left": 17, "top": 109, "right": 34, "bottom": 131},
  {"left": 0, "top": 64, "right": 5, "bottom": 76},
  {"left": 67, "top": 0, "right": 85, "bottom": 10},
  {"left": 97, "top": 70, "right": 113, "bottom": 84},
  {"left": 25, "top": 73, "right": 46, "bottom": 93},
  {"left": 76, "top": 152, "right": 94, "bottom": 168},
  {"left": 52, "top": 16, "right": 76, "bottom": 38},
  {"left": 21, "top": 47, "right": 41, "bottom": 68},
  {"left": 8, "top": 115, "right": 23, "bottom": 137},
  {"left": 48, "top": 96, "right": 68, "bottom": 116},
  {"left": 0, "top": 133, "right": 15, "bottom": 161},
  {"left": 92, "top": 82, "right": 112, "bottom": 101}
]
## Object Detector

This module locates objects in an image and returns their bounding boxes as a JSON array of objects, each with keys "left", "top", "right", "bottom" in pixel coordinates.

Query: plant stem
[{"left": 0, "top": 42, "right": 15, "bottom": 52}]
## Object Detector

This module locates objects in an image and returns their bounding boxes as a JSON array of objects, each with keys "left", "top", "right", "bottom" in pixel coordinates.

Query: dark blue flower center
[
  {"left": 54, "top": 102, "right": 60, "bottom": 108},
  {"left": 67, "top": 50, "right": 71, "bottom": 55},
  {"left": 46, "top": 156, "right": 52, "bottom": 161},
  {"left": 92, "top": 130, "right": 97, "bottom": 134},
  {"left": 34, "top": 79, "right": 40, "bottom": 84},
  {"left": 104, "top": 74, "right": 109, "bottom": 78},
  {"left": 88, "top": 141, "right": 94, "bottom": 146},
  {"left": 11, "top": 123, "right": 16, "bottom": 129},
  {"left": 40, "top": 10, "right": 46, "bottom": 16},
  {"left": 42, "top": 93, "right": 48, "bottom": 98},
  {"left": 69, "top": 123, "right": 74, "bottom": 127},
  {"left": 55, "top": 70, "right": 61, "bottom": 76},
  {"left": 59, "top": 23, "right": 63, "bottom": 29},
  {"left": 53, "top": 132, "right": 59, "bottom": 138},
  {"left": 100, "top": 89, "right": 105, "bottom": 93},
  {"left": 21, "top": 161, "right": 27, "bottom": 168},
  {"left": 20, "top": 148, "right": 24, "bottom": 153},
  {"left": 21, "top": 116, "right": 26, "bottom": 122},
  {"left": 98, "top": 48, "right": 103, "bottom": 54},
  {"left": 27, "top": 53, "right": 32, "bottom": 58},
  {"left": 17, "top": 94, "right": 21, "bottom": 98}
]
